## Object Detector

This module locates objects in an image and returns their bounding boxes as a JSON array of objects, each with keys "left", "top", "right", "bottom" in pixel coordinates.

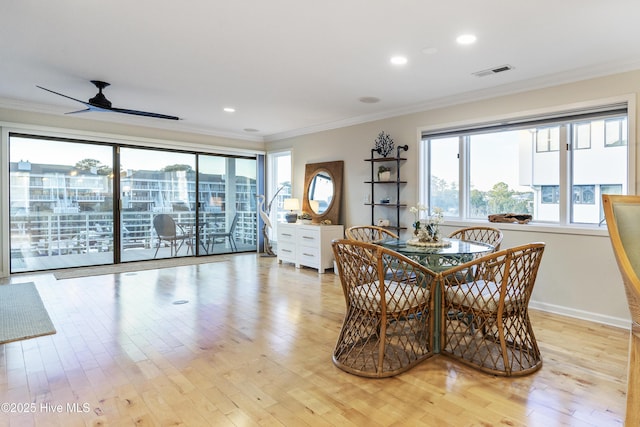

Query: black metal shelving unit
[{"left": 364, "top": 144, "right": 409, "bottom": 234}]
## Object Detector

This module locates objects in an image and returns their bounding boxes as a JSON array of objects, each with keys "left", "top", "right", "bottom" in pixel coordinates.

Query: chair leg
[
  {"left": 154, "top": 239, "right": 161, "bottom": 258},
  {"left": 626, "top": 323, "right": 640, "bottom": 427}
]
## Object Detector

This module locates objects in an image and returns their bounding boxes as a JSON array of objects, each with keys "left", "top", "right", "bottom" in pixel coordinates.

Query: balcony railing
[{"left": 10, "top": 211, "right": 257, "bottom": 258}]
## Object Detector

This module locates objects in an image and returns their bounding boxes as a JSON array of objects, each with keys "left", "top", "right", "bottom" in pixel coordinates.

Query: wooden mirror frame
[{"left": 303, "top": 160, "right": 343, "bottom": 224}]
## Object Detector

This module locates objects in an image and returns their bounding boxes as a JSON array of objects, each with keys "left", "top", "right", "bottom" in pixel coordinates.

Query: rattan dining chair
[
  {"left": 441, "top": 242, "right": 545, "bottom": 376},
  {"left": 331, "top": 239, "right": 437, "bottom": 377},
  {"left": 448, "top": 226, "right": 504, "bottom": 252},
  {"left": 602, "top": 194, "right": 640, "bottom": 427},
  {"left": 345, "top": 225, "right": 398, "bottom": 243}
]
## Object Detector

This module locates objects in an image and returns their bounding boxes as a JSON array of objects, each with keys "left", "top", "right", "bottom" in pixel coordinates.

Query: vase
[{"left": 378, "top": 171, "right": 391, "bottom": 181}]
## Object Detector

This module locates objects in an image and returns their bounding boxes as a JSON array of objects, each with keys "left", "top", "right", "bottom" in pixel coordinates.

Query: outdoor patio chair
[
  {"left": 208, "top": 212, "right": 239, "bottom": 252},
  {"left": 152, "top": 214, "right": 190, "bottom": 258}
]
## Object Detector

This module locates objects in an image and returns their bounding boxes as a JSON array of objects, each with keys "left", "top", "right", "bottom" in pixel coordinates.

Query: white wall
[{"left": 267, "top": 69, "right": 640, "bottom": 329}]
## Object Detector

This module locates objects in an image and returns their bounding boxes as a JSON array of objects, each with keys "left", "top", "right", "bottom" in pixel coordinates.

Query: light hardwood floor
[{"left": 0, "top": 254, "right": 629, "bottom": 426}]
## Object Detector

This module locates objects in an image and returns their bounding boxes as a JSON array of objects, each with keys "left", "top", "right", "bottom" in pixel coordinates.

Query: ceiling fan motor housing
[{"left": 89, "top": 80, "right": 112, "bottom": 108}]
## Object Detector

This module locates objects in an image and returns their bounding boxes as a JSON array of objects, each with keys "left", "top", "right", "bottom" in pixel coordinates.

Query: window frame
[{"left": 417, "top": 96, "right": 635, "bottom": 230}]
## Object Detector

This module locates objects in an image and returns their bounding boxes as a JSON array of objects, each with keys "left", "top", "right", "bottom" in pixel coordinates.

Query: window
[
  {"left": 572, "top": 185, "right": 595, "bottom": 204},
  {"left": 420, "top": 104, "right": 629, "bottom": 225},
  {"left": 605, "top": 117, "right": 628, "bottom": 147},
  {"left": 267, "top": 150, "right": 292, "bottom": 241},
  {"left": 573, "top": 122, "right": 591, "bottom": 149},
  {"left": 541, "top": 186, "right": 559, "bottom": 204},
  {"left": 428, "top": 137, "right": 459, "bottom": 216},
  {"left": 536, "top": 127, "right": 559, "bottom": 152}
]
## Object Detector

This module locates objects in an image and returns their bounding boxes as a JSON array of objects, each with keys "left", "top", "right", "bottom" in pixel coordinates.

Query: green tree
[
  {"left": 470, "top": 189, "right": 488, "bottom": 216},
  {"left": 430, "top": 175, "right": 458, "bottom": 213},
  {"left": 75, "top": 158, "right": 112, "bottom": 176},
  {"left": 162, "top": 164, "right": 193, "bottom": 172},
  {"left": 486, "top": 182, "right": 532, "bottom": 214}
]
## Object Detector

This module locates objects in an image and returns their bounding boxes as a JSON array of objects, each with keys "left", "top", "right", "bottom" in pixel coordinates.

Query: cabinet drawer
[
  {"left": 277, "top": 228, "right": 296, "bottom": 243},
  {"left": 278, "top": 241, "right": 296, "bottom": 262},
  {"left": 297, "top": 228, "right": 320, "bottom": 244},
  {"left": 297, "top": 245, "right": 319, "bottom": 267}
]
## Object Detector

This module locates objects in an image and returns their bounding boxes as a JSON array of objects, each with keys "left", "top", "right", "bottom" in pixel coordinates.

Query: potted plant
[
  {"left": 298, "top": 211, "right": 313, "bottom": 224},
  {"left": 378, "top": 165, "right": 392, "bottom": 181}
]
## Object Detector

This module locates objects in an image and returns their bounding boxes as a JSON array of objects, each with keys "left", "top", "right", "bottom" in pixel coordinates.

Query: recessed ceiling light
[
  {"left": 456, "top": 34, "right": 477, "bottom": 45},
  {"left": 359, "top": 96, "right": 380, "bottom": 104},
  {"left": 390, "top": 56, "right": 408, "bottom": 65},
  {"left": 223, "top": 107, "right": 235, "bottom": 113}
]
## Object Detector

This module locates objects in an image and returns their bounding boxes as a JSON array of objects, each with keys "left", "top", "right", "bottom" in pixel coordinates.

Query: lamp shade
[{"left": 283, "top": 198, "right": 300, "bottom": 211}]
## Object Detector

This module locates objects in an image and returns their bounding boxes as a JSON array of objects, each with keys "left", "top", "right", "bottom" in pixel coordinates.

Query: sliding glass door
[
  {"left": 9, "top": 136, "right": 114, "bottom": 272},
  {"left": 119, "top": 147, "right": 196, "bottom": 262},
  {"left": 198, "top": 155, "right": 257, "bottom": 254},
  {"left": 8, "top": 134, "right": 259, "bottom": 273}
]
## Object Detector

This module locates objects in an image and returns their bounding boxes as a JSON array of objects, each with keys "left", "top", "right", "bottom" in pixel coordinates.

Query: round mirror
[
  {"left": 307, "top": 170, "right": 334, "bottom": 214},
  {"left": 303, "top": 160, "right": 343, "bottom": 225}
]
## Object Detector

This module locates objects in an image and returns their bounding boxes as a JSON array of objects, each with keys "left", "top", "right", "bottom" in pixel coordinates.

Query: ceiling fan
[{"left": 36, "top": 80, "right": 180, "bottom": 120}]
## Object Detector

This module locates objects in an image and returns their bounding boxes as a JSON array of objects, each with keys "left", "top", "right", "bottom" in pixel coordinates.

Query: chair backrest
[
  {"left": 345, "top": 225, "right": 398, "bottom": 243},
  {"left": 602, "top": 194, "right": 640, "bottom": 427},
  {"left": 228, "top": 213, "right": 239, "bottom": 234},
  {"left": 332, "top": 239, "right": 437, "bottom": 310},
  {"left": 603, "top": 195, "right": 640, "bottom": 323},
  {"left": 442, "top": 242, "right": 545, "bottom": 313},
  {"left": 153, "top": 214, "right": 177, "bottom": 238},
  {"left": 448, "top": 226, "right": 504, "bottom": 251}
]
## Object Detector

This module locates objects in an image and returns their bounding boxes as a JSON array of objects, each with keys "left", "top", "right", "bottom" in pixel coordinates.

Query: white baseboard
[{"left": 530, "top": 300, "right": 631, "bottom": 330}]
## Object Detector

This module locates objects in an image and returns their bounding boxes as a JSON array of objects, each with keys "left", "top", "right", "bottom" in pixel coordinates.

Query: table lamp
[{"left": 283, "top": 198, "right": 300, "bottom": 223}]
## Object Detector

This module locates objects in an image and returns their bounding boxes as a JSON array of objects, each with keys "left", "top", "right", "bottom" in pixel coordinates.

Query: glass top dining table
[
  {"left": 380, "top": 236, "right": 495, "bottom": 353},
  {"left": 379, "top": 237, "right": 494, "bottom": 272}
]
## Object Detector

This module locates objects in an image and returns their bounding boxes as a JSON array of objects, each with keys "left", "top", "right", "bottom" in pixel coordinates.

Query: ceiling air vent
[{"left": 472, "top": 64, "right": 514, "bottom": 77}]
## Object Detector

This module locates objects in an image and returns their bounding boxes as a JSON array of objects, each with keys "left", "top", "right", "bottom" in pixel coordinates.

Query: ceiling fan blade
[
  {"left": 36, "top": 85, "right": 91, "bottom": 107},
  {"left": 111, "top": 107, "right": 180, "bottom": 121},
  {"left": 37, "top": 82, "right": 180, "bottom": 120},
  {"left": 64, "top": 108, "right": 92, "bottom": 115}
]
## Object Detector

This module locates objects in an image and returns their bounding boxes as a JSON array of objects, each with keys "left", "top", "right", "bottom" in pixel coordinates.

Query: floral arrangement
[{"left": 409, "top": 204, "right": 444, "bottom": 242}]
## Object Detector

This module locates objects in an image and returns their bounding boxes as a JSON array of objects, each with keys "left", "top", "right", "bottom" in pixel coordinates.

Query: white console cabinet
[{"left": 277, "top": 223, "right": 344, "bottom": 273}]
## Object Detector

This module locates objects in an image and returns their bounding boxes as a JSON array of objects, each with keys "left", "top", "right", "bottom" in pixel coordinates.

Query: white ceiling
[{"left": 2, "top": 0, "right": 640, "bottom": 143}]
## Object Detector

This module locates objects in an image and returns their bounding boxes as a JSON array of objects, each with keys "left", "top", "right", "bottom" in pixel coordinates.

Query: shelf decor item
[
  {"left": 374, "top": 131, "right": 394, "bottom": 157},
  {"left": 378, "top": 165, "right": 392, "bottom": 181},
  {"left": 298, "top": 211, "right": 313, "bottom": 224},
  {"left": 283, "top": 198, "right": 300, "bottom": 223}
]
